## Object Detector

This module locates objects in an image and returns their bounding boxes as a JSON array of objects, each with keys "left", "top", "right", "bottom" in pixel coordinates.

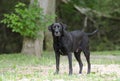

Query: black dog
[{"left": 48, "top": 23, "right": 98, "bottom": 75}]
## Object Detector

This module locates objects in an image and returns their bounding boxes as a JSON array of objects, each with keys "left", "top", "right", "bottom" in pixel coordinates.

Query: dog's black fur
[{"left": 48, "top": 23, "right": 98, "bottom": 75}]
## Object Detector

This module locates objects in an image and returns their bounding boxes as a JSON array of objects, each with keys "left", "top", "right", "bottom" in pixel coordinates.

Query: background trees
[
  {"left": 57, "top": 0, "right": 120, "bottom": 51},
  {"left": 0, "top": 0, "right": 55, "bottom": 56},
  {"left": 0, "top": 0, "right": 119, "bottom": 54},
  {"left": 0, "top": 0, "right": 29, "bottom": 53}
]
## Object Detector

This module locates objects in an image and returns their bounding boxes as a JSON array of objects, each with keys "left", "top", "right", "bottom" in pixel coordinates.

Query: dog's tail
[{"left": 86, "top": 29, "right": 98, "bottom": 36}]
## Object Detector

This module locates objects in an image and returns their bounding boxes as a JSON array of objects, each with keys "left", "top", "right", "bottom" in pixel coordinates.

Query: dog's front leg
[
  {"left": 54, "top": 52, "right": 60, "bottom": 74},
  {"left": 68, "top": 52, "right": 73, "bottom": 75}
]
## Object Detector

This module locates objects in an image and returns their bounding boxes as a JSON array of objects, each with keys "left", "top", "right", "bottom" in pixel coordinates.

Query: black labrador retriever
[{"left": 48, "top": 23, "right": 98, "bottom": 75}]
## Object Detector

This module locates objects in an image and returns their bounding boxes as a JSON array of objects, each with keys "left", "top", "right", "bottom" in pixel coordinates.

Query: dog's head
[{"left": 48, "top": 23, "right": 67, "bottom": 37}]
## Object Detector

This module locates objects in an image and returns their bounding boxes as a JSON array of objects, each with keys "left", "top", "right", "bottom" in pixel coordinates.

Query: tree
[
  {"left": 22, "top": 0, "right": 55, "bottom": 56},
  {"left": 1, "top": 0, "right": 55, "bottom": 56},
  {"left": 57, "top": 0, "right": 120, "bottom": 50},
  {"left": 34, "top": 0, "right": 56, "bottom": 52},
  {"left": 39, "top": 0, "right": 55, "bottom": 51},
  {"left": 21, "top": 0, "right": 44, "bottom": 57}
]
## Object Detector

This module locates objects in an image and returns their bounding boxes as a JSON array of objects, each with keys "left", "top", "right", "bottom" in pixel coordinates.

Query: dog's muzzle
[{"left": 54, "top": 31, "right": 61, "bottom": 36}]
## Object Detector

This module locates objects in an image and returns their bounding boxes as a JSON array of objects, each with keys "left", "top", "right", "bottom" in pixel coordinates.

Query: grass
[
  {"left": 0, "top": 51, "right": 120, "bottom": 81},
  {"left": 0, "top": 52, "right": 55, "bottom": 68},
  {"left": 92, "top": 50, "right": 120, "bottom": 55}
]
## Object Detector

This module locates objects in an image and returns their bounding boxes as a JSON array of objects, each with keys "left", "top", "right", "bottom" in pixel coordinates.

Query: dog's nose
[{"left": 56, "top": 31, "right": 58, "bottom": 33}]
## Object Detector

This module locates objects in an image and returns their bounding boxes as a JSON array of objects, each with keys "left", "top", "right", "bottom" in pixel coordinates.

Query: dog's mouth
[{"left": 54, "top": 32, "right": 61, "bottom": 36}]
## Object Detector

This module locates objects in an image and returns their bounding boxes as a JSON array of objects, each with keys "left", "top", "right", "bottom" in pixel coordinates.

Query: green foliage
[
  {"left": 57, "top": 3, "right": 84, "bottom": 30},
  {"left": 57, "top": 0, "right": 120, "bottom": 51},
  {"left": 1, "top": 2, "right": 55, "bottom": 38}
]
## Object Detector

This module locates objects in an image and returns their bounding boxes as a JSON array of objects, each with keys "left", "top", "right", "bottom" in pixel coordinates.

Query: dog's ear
[
  {"left": 60, "top": 23, "right": 67, "bottom": 30},
  {"left": 48, "top": 24, "right": 53, "bottom": 31}
]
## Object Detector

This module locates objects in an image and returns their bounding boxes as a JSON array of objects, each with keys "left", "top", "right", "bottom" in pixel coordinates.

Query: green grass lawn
[{"left": 0, "top": 51, "right": 120, "bottom": 81}]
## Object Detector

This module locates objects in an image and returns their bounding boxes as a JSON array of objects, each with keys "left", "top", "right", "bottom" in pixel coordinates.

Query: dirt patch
[
  {"left": 92, "top": 64, "right": 120, "bottom": 76},
  {"left": 14, "top": 64, "right": 120, "bottom": 77}
]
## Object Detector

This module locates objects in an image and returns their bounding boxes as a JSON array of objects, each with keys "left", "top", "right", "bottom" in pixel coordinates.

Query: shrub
[{"left": 1, "top": 2, "right": 54, "bottom": 38}]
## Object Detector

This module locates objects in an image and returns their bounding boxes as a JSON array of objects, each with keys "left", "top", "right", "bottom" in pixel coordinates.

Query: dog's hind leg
[
  {"left": 74, "top": 50, "right": 83, "bottom": 74},
  {"left": 83, "top": 48, "right": 91, "bottom": 74}
]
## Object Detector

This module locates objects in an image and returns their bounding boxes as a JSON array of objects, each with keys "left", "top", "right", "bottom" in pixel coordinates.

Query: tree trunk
[
  {"left": 41, "top": 0, "right": 55, "bottom": 51},
  {"left": 21, "top": 32, "right": 44, "bottom": 57},
  {"left": 21, "top": 0, "right": 51, "bottom": 56}
]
